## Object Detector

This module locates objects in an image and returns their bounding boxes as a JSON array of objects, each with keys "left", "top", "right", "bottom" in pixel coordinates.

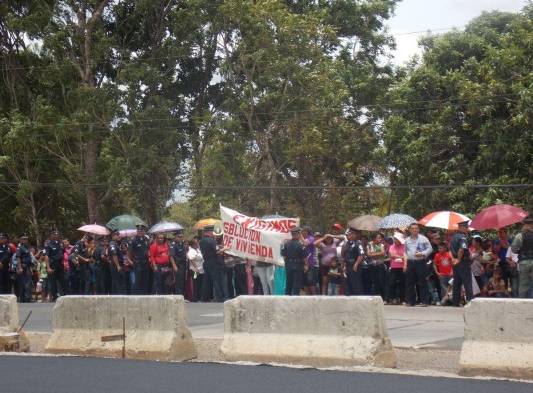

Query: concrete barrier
[
  {"left": 0, "top": 295, "right": 29, "bottom": 352},
  {"left": 221, "top": 296, "right": 396, "bottom": 368},
  {"left": 45, "top": 295, "right": 197, "bottom": 361},
  {"left": 459, "top": 298, "right": 533, "bottom": 379}
]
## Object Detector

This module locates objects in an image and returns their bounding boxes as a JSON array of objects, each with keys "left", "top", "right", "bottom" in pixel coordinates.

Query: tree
[{"left": 381, "top": 8, "right": 533, "bottom": 217}]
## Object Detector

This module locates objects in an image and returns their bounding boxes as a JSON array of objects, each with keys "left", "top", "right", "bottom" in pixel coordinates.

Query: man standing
[
  {"left": 199, "top": 225, "right": 224, "bottom": 302},
  {"left": 341, "top": 228, "right": 365, "bottom": 296},
  {"left": 0, "top": 233, "right": 13, "bottom": 294},
  {"left": 170, "top": 229, "right": 187, "bottom": 296},
  {"left": 450, "top": 221, "right": 474, "bottom": 306},
  {"left": 16, "top": 234, "right": 33, "bottom": 302},
  {"left": 94, "top": 237, "right": 111, "bottom": 295},
  {"left": 281, "top": 227, "right": 307, "bottom": 296},
  {"left": 511, "top": 217, "right": 533, "bottom": 298},
  {"left": 109, "top": 230, "right": 126, "bottom": 294},
  {"left": 44, "top": 230, "right": 66, "bottom": 301},
  {"left": 129, "top": 224, "right": 150, "bottom": 294},
  {"left": 404, "top": 223, "right": 433, "bottom": 306}
]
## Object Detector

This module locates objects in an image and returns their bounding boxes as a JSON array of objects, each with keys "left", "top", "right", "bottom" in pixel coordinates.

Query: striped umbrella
[
  {"left": 418, "top": 211, "right": 470, "bottom": 230},
  {"left": 377, "top": 214, "right": 417, "bottom": 229}
]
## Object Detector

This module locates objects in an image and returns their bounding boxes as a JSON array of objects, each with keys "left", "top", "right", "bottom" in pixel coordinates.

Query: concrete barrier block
[
  {"left": 459, "top": 298, "right": 533, "bottom": 379},
  {"left": 0, "top": 295, "right": 29, "bottom": 352},
  {"left": 221, "top": 296, "right": 396, "bottom": 368},
  {"left": 0, "top": 295, "right": 19, "bottom": 332},
  {"left": 45, "top": 295, "right": 197, "bottom": 361}
]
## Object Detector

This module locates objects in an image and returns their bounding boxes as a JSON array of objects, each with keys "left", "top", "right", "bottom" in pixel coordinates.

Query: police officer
[
  {"left": 94, "top": 237, "right": 111, "bottom": 294},
  {"left": 281, "top": 227, "right": 307, "bottom": 296},
  {"left": 450, "top": 220, "right": 474, "bottom": 306},
  {"left": 16, "top": 234, "right": 33, "bottom": 302},
  {"left": 129, "top": 224, "right": 150, "bottom": 294},
  {"left": 70, "top": 235, "right": 92, "bottom": 294},
  {"left": 109, "top": 230, "right": 126, "bottom": 294},
  {"left": 0, "top": 233, "right": 13, "bottom": 294},
  {"left": 199, "top": 225, "right": 224, "bottom": 302},
  {"left": 44, "top": 230, "right": 66, "bottom": 301},
  {"left": 511, "top": 217, "right": 533, "bottom": 298},
  {"left": 341, "top": 228, "right": 365, "bottom": 296},
  {"left": 170, "top": 229, "right": 187, "bottom": 295}
]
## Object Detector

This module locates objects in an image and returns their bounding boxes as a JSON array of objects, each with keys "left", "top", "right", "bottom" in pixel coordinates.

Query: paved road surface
[
  {"left": 19, "top": 301, "right": 465, "bottom": 349},
  {"left": 1, "top": 356, "right": 530, "bottom": 393}
]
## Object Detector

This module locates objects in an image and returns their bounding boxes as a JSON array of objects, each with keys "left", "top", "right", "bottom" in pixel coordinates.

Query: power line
[
  {"left": 0, "top": 94, "right": 521, "bottom": 132},
  {"left": 0, "top": 26, "right": 477, "bottom": 73},
  {"left": 0, "top": 181, "right": 531, "bottom": 190}
]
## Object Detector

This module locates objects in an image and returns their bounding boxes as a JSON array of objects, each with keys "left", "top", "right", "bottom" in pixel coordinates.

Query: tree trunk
[{"left": 84, "top": 131, "right": 100, "bottom": 223}]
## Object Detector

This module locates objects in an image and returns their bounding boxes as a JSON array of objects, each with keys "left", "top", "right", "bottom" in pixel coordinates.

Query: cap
[
  {"left": 331, "top": 223, "right": 343, "bottom": 230},
  {"left": 51, "top": 229, "right": 61, "bottom": 236},
  {"left": 136, "top": 224, "right": 147, "bottom": 229},
  {"left": 110, "top": 229, "right": 120, "bottom": 236},
  {"left": 290, "top": 226, "right": 301, "bottom": 234},
  {"left": 348, "top": 227, "right": 361, "bottom": 234},
  {"left": 174, "top": 229, "right": 184, "bottom": 235},
  {"left": 457, "top": 220, "right": 470, "bottom": 227},
  {"left": 203, "top": 225, "right": 215, "bottom": 232},
  {"left": 20, "top": 233, "right": 29, "bottom": 239},
  {"left": 523, "top": 217, "right": 533, "bottom": 225}
]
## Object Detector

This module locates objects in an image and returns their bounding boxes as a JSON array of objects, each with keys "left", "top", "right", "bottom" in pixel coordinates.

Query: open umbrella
[
  {"left": 77, "top": 224, "right": 110, "bottom": 236},
  {"left": 194, "top": 218, "right": 221, "bottom": 230},
  {"left": 119, "top": 229, "right": 137, "bottom": 238},
  {"left": 261, "top": 214, "right": 287, "bottom": 220},
  {"left": 106, "top": 214, "right": 146, "bottom": 231},
  {"left": 470, "top": 204, "right": 528, "bottom": 230},
  {"left": 377, "top": 214, "right": 417, "bottom": 229},
  {"left": 149, "top": 221, "right": 184, "bottom": 234},
  {"left": 347, "top": 215, "right": 382, "bottom": 231},
  {"left": 418, "top": 211, "right": 470, "bottom": 231}
]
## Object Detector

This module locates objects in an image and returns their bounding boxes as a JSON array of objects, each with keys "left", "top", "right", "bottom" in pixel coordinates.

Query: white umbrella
[
  {"left": 377, "top": 214, "right": 417, "bottom": 229},
  {"left": 149, "top": 221, "right": 184, "bottom": 234},
  {"left": 77, "top": 224, "right": 110, "bottom": 236}
]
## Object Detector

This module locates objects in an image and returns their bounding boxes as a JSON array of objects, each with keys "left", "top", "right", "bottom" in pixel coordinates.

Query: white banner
[{"left": 220, "top": 205, "right": 299, "bottom": 265}]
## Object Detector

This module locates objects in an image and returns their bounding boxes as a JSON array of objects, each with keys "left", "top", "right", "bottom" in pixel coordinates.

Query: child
[
  {"left": 327, "top": 257, "right": 343, "bottom": 296},
  {"left": 37, "top": 251, "right": 48, "bottom": 302},
  {"left": 433, "top": 243, "right": 453, "bottom": 302},
  {"left": 485, "top": 268, "right": 509, "bottom": 298}
]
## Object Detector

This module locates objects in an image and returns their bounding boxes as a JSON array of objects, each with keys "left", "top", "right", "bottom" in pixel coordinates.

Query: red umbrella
[{"left": 470, "top": 204, "right": 529, "bottom": 230}]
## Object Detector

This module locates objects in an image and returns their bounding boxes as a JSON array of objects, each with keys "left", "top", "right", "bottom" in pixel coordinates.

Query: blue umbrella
[
  {"left": 377, "top": 214, "right": 417, "bottom": 229},
  {"left": 149, "top": 221, "right": 184, "bottom": 234}
]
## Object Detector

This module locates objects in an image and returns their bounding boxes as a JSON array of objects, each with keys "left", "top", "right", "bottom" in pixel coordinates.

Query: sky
[{"left": 387, "top": 0, "right": 528, "bottom": 64}]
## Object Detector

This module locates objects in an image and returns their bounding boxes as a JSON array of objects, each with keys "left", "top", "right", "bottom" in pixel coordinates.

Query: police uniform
[
  {"left": 450, "top": 223, "right": 474, "bottom": 306},
  {"left": 342, "top": 234, "right": 365, "bottom": 296},
  {"left": 16, "top": 235, "right": 33, "bottom": 302},
  {"left": 94, "top": 241, "right": 111, "bottom": 294},
  {"left": 170, "top": 231, "right": 187, "bottom": 295},
  {"left": 44, "top": 232, "right": 66, "bottom": 300},
  {"left": 109, "top": 234, "right": 126, "bottom": 294},
  {"left": 0, "top": 234, "right": 12, "bottom": 294},
  {"left": 130, "top": 226, "right": 150, "bottom": 294},
  {"left": 281, "top": 228, "right": 307, "bottom": 296},
  {"left": 70, "top": 239, "right": 92, "bottom": 294},
  {"left": 199, "top": 226, "right": 224, "bottom": 302},
  {"left": 511, "top": 218, "right": 533, "bottom": 298}
]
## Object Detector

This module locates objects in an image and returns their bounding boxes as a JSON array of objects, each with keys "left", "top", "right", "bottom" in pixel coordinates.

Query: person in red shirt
[
  {"left": 433, "top": 243, "right": 453, "bottom": 302},
  {"left": 150, "top": 233, "right": 172, "bottom": 294}
]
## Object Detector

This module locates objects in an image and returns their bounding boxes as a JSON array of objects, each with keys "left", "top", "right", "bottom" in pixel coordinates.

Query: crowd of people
[{"left": 0, "top": 217, "right": 531, "bottom": 305}]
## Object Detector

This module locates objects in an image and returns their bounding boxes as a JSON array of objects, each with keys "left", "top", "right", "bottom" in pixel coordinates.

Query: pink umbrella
[
  {"left": 418, "top": 211, "right": 470, "bottom": 231},
  {"left": 119, "top": 229, "right": 137, "bottom": 238},
  {"left": 470, "top": 204, "right": 529, "bottom": 230},
  {"left": 77, "top": 224, "right": 110, "bottom": 236}
]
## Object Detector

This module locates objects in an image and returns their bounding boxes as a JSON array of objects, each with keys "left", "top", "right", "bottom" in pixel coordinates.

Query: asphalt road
[
  {"left": 19, "top": 301, "right": 465, "bottom": 349},
  {"left": 1, "top": 356, "right": 530, "bottom": 393}
]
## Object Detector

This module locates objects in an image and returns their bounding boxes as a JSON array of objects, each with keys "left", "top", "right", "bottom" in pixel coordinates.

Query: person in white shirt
[{"left": 187, "top": 237, "right": 204, "bottom": 302}]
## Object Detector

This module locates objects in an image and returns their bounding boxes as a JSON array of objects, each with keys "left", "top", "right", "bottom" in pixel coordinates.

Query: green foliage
[{"left": 382, "top": 9, "right": 533, "bottom": 217}]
